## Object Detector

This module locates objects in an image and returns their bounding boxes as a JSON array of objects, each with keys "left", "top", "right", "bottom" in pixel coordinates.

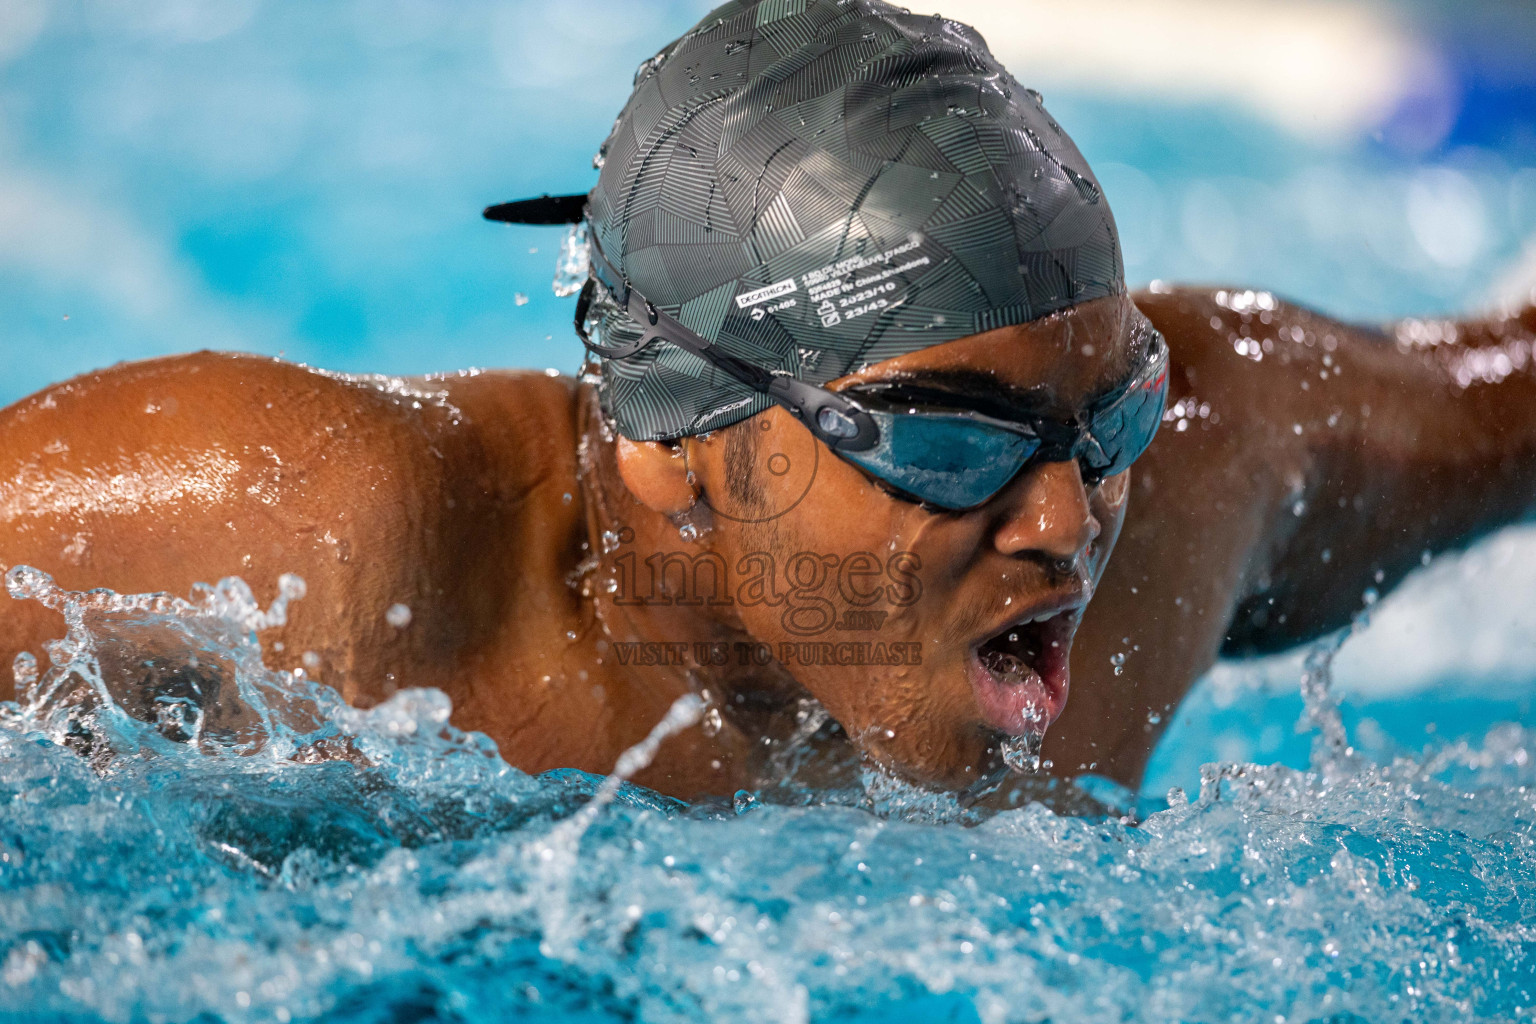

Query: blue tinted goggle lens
[
  {"left": 841, "top": 411, "right": 1043, "bottom": 510},
  {"left": 838, "top": 332, "right": 1169, "bottom": 510}
]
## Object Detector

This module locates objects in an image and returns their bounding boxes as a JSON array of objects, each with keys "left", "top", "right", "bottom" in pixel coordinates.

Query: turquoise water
[{"left": 0, "top": 565, "right": 1532, "bottom": 1023}]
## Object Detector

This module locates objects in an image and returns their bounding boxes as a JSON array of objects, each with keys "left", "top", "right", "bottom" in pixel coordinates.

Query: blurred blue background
[
  {"left": 2, "top": 0, "right": 1534, "bottom": 406},
  {"left": 1, "top": 0, "right": 1533, "bottom": 792}
]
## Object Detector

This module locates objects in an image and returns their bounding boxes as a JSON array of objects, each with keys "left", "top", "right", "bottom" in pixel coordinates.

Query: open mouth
[{"left": 966, "top": 607, "right": 1079, "bottom": 737}]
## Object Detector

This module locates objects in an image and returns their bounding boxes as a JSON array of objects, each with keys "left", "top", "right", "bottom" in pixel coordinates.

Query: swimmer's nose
[{"left": 991, "top": 460, "right": 1100, "bottom": 564}]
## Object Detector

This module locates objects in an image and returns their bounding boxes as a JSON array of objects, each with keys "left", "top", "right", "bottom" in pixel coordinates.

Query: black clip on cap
[
  {"left": 483, "top": 193, "right": 589, "bottom": 225},
  {"left": 766, "top": 376, "right": 878, "bottom": 453}
]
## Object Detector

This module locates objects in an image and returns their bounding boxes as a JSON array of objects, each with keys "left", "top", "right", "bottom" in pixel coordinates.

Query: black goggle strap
[{"left": 579, "top": 235, "right": 879, "bottom": 452}]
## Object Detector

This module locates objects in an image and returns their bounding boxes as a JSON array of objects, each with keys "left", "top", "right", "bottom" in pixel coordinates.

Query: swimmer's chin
[{"left": 831, "top": 606, "right": 1082, "bottom": 790}]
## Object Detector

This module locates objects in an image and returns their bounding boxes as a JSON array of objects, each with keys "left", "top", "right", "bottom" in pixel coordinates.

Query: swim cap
[{"left": 505, "top": 0, "right": 1123, "bottom": 441}]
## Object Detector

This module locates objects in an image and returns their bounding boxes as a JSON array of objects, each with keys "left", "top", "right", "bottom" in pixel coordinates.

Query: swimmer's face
[{"left": 686, "top": 294, "right": 1143, "bottom": 788}]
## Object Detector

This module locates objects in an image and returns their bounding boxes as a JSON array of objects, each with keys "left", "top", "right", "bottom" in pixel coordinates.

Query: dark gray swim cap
[{"left": 587, "top": 0, "right": 1123, "bottom": 441}]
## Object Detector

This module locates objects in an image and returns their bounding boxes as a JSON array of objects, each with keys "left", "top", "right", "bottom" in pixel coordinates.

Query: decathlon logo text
[{"left": 736, "top": 278, "right": 798, "bottom": 309}]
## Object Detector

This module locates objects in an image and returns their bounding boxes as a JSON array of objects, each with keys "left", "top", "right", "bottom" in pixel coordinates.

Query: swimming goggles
[
  {"left": 569, "top": 232, "right": 1168, "bottom": 511},
  {"left": 483, "top": 194, "right": 1170, "bottom": 509}
]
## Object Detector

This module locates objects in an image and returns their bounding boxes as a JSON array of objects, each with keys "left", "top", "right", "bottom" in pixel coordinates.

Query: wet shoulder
[
  {"left": 1132, "top": 285, "right": 1393, "bottom": 364},
  {"left": 0, "top": 352, "right": 469, "bottom": 507},
  {"left": 0, "top": 354, "right": 592, "bottom": 559},
  {"left": 1132, "top": 285, "right": 1364, "bottom": 424},
  {"left": 0, "top": 354, "right": 586, "bottom": 699},
  {"left": 429, "top": 367, "right": 585, "bottom": 507},
  {"left": 0, "top": 353, "right": 580, "bottom": 483}
]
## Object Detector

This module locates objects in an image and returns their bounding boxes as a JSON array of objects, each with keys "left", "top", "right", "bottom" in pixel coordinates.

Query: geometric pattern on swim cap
[{"left": 588, "top": 0, "right": 1123, "bottom": 441}]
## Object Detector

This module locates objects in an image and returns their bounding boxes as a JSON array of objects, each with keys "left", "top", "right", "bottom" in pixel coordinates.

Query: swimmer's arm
[
  {"left": 1055, "top": 292, "right": 1536, "bottom": 785},
  {"left": 1145, "top": 291, "right": 1536, "bottom": 656}
]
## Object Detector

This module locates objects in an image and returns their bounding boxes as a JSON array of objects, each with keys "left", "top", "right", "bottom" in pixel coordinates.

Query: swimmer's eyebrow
[{"left": 843, "top": 349, "right": 1147, "bottom": 420}]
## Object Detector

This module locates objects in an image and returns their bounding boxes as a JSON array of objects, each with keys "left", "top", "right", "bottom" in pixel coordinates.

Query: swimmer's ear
[{"left": 615, "top": 437, "right": 697, "bottom": 516}]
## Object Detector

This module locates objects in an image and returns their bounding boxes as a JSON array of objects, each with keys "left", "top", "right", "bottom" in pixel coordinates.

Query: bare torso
[{"left": 3, "top": 287, "right": 1534, "bottom": 797}]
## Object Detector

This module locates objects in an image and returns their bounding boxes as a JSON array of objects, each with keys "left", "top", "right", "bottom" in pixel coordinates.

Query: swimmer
[{"left": 3, "top": 0, "right": 1534, "bottom": 800}]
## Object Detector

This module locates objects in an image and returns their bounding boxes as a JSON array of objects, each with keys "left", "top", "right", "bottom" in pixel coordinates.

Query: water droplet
[
  {"left": 278, "top": 574, "right": 307, "bottom": 602},
  {"left": 553, "top": 220, "right": 590, "bottom": 298},
  {"left": 11, "top": 651, "right": 37, "bottom": 690},
  {"left": 5, "top": 565, "right": 51, "bottom": 602},
  {"left": 385, "top": 604, "right": 412, "bottom": 629},
  {"left": 514, "top": 293, "right": 530, "bottom": 306},
  {"left": 999, "top": 731, "right": 1043, "bottom": 774},
  {"left": 702, "top": 706, "right": 723, "bottom": 737},
  {"left": 678, "top": 523, "right": 699, "bottom": 542}
]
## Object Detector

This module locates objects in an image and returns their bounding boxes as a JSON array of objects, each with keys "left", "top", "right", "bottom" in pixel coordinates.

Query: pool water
[{"left": 0, "top": 564, "right": 1531, "bottom": 1023}]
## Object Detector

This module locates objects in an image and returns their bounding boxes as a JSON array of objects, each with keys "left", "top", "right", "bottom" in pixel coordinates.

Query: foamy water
[{"left": 0, "top": 565, "right": 1532, "bottom": 1023}]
